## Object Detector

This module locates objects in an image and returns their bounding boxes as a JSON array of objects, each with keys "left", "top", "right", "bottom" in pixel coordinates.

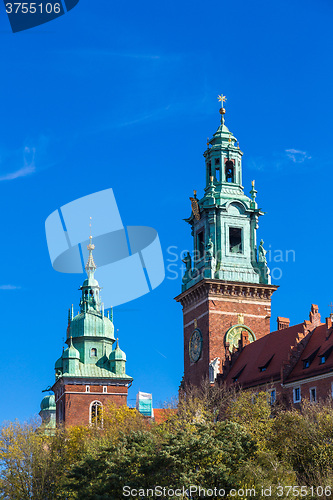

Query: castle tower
[
  {"left": 51, "top": 234, "right": 133, "bottom": 427},
  {"left": 175, "top": 95, "right": 278, "bottom": 387}
]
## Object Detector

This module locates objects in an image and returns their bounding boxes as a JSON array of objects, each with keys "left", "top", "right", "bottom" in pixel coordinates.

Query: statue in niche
[
  {"left": 206, "top": 237, "right": 214, "bottom": 259},
  {"left": 258, "top": 239, "right": 267, "bottom": 264}
]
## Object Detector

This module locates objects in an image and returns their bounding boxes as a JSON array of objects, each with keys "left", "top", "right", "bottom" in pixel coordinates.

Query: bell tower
[{"left": 175, "top": 95, "right": 278, "bottom": 387}]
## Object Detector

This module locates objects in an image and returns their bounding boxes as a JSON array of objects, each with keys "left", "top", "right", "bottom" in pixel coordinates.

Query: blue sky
[{"left": 1, "top": 0, "right": 333, "bottom": 422}]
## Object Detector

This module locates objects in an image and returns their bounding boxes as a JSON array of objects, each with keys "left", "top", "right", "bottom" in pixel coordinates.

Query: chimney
[
  {"left": 277, "top": 317, "right": 290, "bottom": 330},
  {"left": 241, "top": 330, "right": 250, "bottom": 347},
  {"left": 309, "top": 304, "right": 321, "bottom": 327}
]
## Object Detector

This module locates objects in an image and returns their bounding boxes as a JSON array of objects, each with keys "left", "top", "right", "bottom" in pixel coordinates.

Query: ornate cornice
[{"left": 175, "top": 279, "right": 278, "bottom": 309}]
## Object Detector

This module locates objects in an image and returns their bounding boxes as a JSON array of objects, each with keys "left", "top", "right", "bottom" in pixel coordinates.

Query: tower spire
[
  {"left": 217, "top": 93, "right": 227, "bottom": 124},
  {"left": 85, "top": 217, "right": 97, "bottom": 279}
]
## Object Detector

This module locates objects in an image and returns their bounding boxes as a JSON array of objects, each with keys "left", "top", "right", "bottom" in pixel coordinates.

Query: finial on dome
[
  {"left": 217, "top": 93, "right": 227, "bottom": 124},
  {"left": 85, "top": 217, "right": 97, "bottom": 278},
  {"left": 250, "top": 180, "right": 257, "bottom": 203}
]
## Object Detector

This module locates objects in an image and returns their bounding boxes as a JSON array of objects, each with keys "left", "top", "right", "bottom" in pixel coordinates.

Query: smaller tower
[
  {"left": 109, "top": 339, "right": 127, "bottom": 375},
  {"left": 51, "top": 232, "right": 133, "bottom": 427},
  {"left": 39, "top": 395, "right": 56, "bottom": 434}
]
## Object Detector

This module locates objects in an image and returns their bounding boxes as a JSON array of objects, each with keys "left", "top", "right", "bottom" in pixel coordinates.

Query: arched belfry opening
[{"left": 225, "top": 160, "right": 234, "bottom": 183}]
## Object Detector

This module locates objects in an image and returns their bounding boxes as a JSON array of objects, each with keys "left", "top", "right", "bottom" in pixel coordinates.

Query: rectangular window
[
  {"left": 103, "top": 386, "right": 107, "bottom": 393},
  {"left": 229, "top": 227, "right": 243, "bottom": 254},
  {"left": 320, "top": 355, "right": 326, "bottom": 364},
  {"left": 86, "top": 386, "right": 90, "bottom": 393},
  {"left": 293, "top": 387, "right": 301, "bottom": 403},
  {"left": 270, "top": 390, "right": 276, "bottom": 405},
  {"left": 197, "top": 230, "right": 205, "bottom": 259},
  {"left": 310, "top": 387, "right": 316, "bottom": 402}
]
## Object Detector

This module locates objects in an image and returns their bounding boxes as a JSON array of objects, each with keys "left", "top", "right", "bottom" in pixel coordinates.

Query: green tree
[{"left": 66, "top": 420, "right": 256, "bottom": 499}]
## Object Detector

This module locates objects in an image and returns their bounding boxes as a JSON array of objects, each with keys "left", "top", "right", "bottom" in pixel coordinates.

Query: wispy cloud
[
  {"left": 248, "top": 148, "right": 312, "bottom": 172},
  {"left": 0, "top": 136, "right": 51, "bottom": 182},
  {"left": 0, "top": 285, "right": 21, "bottom": 290},
  {"left": 285, "top": 149, "right": 312, "bottom": 163},
  {"left": 0, "top": 146, "right": 36, "bottom": 181}
]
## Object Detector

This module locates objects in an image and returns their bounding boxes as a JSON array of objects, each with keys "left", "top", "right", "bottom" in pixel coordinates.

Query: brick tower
[
  {"left": 175, "top": 95, "right": 277, "bottom": 387},
  {"left": 51, "top": 234, "right": 133, "bottom": 427}
]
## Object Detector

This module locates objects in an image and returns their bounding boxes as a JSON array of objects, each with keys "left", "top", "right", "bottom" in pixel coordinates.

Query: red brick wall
[
  {"left": 282, "top": 377, "right": 333, "bottom": 404},
  {"left": 53, "top": 380, "right": 128, "bottom": 427},
  {"left": 234, "top": 376, "right": 333, "bottom": 407},
  {"left": 177, "top": 280, "right": 276, "bottom": 387}
]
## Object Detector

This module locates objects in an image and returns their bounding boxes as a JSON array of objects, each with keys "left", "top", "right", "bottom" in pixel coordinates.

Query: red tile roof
[
  {"left": 153, "top": 408, "right": 176, "bottom": 424},
  {"left": 224, "top": 323, "right": 306, "bottom": 388},
  {"left": 286, "top": 324, "right": 333, "bottom": 383}
]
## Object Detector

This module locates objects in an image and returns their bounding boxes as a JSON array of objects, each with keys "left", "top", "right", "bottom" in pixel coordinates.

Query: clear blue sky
[{"left": 1, "top": 0, "right": 333, "bottom": 423}]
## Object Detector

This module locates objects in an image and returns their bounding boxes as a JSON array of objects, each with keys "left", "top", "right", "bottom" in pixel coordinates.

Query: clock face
[
  {"left": 189, "top": 329, "right": 203, "bottom": 363},
  {"left": 225, "top": 325, "right": 255, "bottom": 353}
]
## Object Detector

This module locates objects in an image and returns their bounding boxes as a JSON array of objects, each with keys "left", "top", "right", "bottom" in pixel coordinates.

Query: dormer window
[
  {"left": 232, "top": 365, "right": 246, "bottom": 382},
  {"left": 259, "top": 355, "right": 274, "bottom": 373},
  {"left": 225, "top": 160, "right": 234, "bottom": 183},
  {"left": 302, "top": 348, "right": 319, "bottom": 369},
  {"left": 319, "top": 346, "right": 333, "bottom": 365}
]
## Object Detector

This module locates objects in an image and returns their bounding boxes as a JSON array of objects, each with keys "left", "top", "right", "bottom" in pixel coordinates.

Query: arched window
[
  {"left": 91, "top": 348, "right": 97, "bottom": 357},
  {"left": 90, "top": 401, "right": 103, "bottom": 426},
  {"left": 225, "top": 160, "right": 234, "bottom": 183}
]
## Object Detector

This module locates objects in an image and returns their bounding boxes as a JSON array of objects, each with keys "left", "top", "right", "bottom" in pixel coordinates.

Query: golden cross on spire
[
  {"left": 217, "top": 94, "right": 227, "bottom": 105},
  {"left": 217, "top": 94, "right": 227, "bottom": 123}
]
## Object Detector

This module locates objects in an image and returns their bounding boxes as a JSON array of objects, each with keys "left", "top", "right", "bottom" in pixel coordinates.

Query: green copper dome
[
  {"left": 63, "top": 337, "right": 80, "bottom": 359},
  {"left": 55, "top": 356, "right": 62, "bottom": 370},
  {"left": 69, "top": 312, "right": 114, "bottom": 339},
  {"left": 82, "top": 277, "right": 99, "bottom": 287},
  {"left": 40, "top": 394, "right": 56, "bottom": 411},
  {"left": 110, "top": 339, "right": 126, "bottom": 361}
]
